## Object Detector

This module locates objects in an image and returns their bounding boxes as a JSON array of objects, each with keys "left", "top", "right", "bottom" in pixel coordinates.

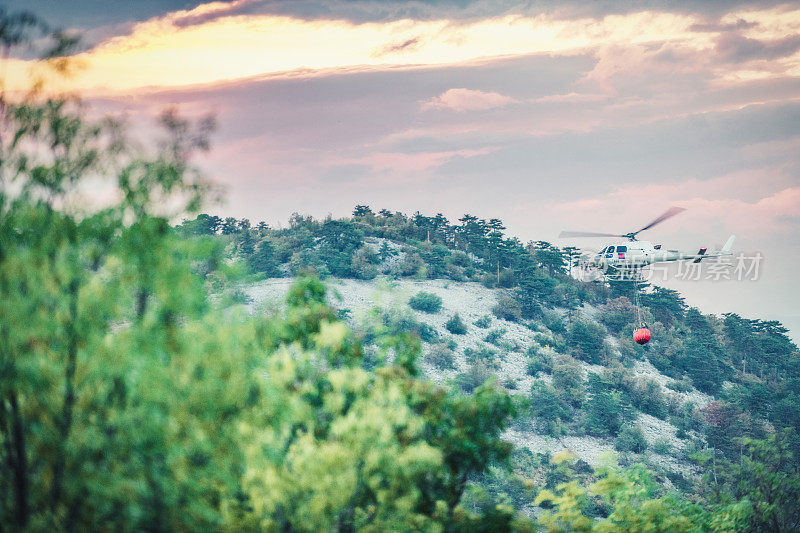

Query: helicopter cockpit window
[
  {"left": 607, "top": 246, "right": 615, "bottom": 254},
  {"left": 598, "top": 247, "right": 607, "bottom": 254}
]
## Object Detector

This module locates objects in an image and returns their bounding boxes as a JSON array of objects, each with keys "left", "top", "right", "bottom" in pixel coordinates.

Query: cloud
[
  {"left": 373, "top": 37, "right": 422, "bottom": 57},
  {"left": 422, "top": 88, "right": 517, "bottom": 111},
  {"left": 716, "top": 33, "right": 800, "bottom": 62},
  {"left": 8, "top": 4, "right": 800, "bottom": 95},
  {"left": 533, "top": 91, "right": 610, "bottom": 103},
  {"left": 690, "top": 17, "right": 757, "bottom": 32},
  {"left": 171, "top": 0, "right": 265, "bottom": 27}
]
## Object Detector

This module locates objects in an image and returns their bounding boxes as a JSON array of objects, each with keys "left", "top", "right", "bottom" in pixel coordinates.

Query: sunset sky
[{"left": 9, "top": 0, "right": 800, "bottom": 338}]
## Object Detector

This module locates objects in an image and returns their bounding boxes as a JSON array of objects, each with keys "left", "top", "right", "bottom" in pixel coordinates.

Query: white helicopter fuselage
[{"left": 584, "top": 235, "right": 735, "bottom": 273}]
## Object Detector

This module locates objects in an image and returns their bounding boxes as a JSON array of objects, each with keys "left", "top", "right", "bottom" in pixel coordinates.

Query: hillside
[
  {"left": 244, "top": 277, "right": 708, "bottom": 487},
  {"left": 185, "top": 206, "right": 800, "bottom": 524}
]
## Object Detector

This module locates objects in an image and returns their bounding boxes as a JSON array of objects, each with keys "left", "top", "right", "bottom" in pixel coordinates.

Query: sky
[{"left": 7, "top": 0, "right": 800, "bottom": 340}]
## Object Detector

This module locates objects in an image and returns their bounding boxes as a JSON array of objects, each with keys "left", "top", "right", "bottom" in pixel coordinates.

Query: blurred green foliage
[{"left": 0, "top": 37, "right": 523, "bottom": 529}]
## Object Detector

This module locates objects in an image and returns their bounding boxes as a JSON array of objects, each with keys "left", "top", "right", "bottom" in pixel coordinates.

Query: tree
[
  {"left": 318, "top": 219, "right": 363, "bottom": 276},
  {"left": 567, "top": 320, "right": 607, "bottom": 364},
  {"left": 237, "top": 225, "right": 256, "bottom": 257},
  {"left": 353, "top": 204, "right": 373, "bottom": 218},
  {"left": 178, "top": 213, "right": 221, "bottom": 235},
  {"left": 528, "top": 241, "right": 566, "bottom": 277},
  {"left": 552, "top": 361, "right": 585, "bottom": 407},
  {"left": 718, "top": 430, "right": 800, "bottom": 532},
  {"left": 220, "top": 216, "right": 239, "bottom": 234},
  {"left": 615, "top": 424, "right": 648, "bottom": 453},
  {"left": 0, "top": 69, "right": 223, "bottom": 529},
  {"left": 530, "top": 380, "right": 570, "bottom": 434},
  {"left": 703, "top": 401, "right": 753, "bottom": 458},
  {"left": 514, "top": 268, "right": 555, "bottom": 318},
  {"left": 598, "top": 296, "right": 639, "bottom": 333},
  {"left": 641, "top": 286, "right": 686, "bottom": 327},
  {"left": 584, "top": 374, "right": 631, "bottom": 437},
  {"left": 487, "top": 218, "right": 506, "bottom": 282},
  {"left": 681, "top": 335, "right": 724, "bottom": 394},
  {"left": 0, "top": 36, "right": 528, "bottom": 527},
  {"left": 378, "top": 241, "right": 398, "bottom": 262},
  {"left": 248, "top": 239, "right": 279, "bottom": 276}
]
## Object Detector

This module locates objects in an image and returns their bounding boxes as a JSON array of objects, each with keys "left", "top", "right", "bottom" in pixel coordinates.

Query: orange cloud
[{"left": 5, "top": 4, "right": 799, "bottom": 96}]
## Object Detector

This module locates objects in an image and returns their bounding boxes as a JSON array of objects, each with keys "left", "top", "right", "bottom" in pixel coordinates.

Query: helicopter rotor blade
[
  {"left": 632, "top": 206, "right": 686, "bottom": 236},
  {"left": 559, "top": 231, "right": 622, "bottom": 238}
]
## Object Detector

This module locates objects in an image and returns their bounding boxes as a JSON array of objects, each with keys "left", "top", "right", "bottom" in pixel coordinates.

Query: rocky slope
[{"left": 243, "top": 276, "right": 714, "bottom": 485}]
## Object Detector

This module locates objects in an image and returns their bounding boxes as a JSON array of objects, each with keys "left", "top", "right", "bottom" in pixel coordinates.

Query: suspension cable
[{"left": 634, "top": 273, "right": 643, "bottom": 326}]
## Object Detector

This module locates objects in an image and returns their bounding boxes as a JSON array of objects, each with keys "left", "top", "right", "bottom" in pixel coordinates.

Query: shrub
[
  {"left": 534, "top": 332, "right": 566, "bottom": 353},
  {"left": 552, "top": 361, "right": 585, "bottom": 406},
  {"left": 450, "top": 250, "right": 471, "bottom": 267},
  {"left": 465, "top": 344, "right": 499, "bottom": 369},
  {"left": 666, "top": 380, "right": 693, "bottom": 393},
  {"left": 601, "top": 363, "right": 635, "bottom": 394},
  {"left": 223, "top": 287, "right": 251, "bottom": 306},
  {"left": 408, "top": 291, "right": 442, "bottom": 313},
  {"left": 474, "top": 315, "right": 492, "bottom": 328},
  {"left": 530, "top": 380, "right": 570, "bottom": 423},
  {"left": 455, "top": 362, "right": 493, "bottom": 393},
  {"left": 632, "top": 378, "right": 668, "bottom": 419},
  {"left": 503, "top": 338, "right": 524, "bottom": 352},
  {"left": 484, "top": 328, "right": 506, "bottom": 346},
  {"left": 598, "top": 296, "right": 639, "bottom": 333},
  {"left": 492, "top": 294, "right": 523, "bottom": 322},
  {"left": 360, "top": 344, "right": 383, "bottom": 371},
  {"left": 372, "top": 306, "right": 438, "bottom": 343},
  {"left": 651, "top": 438, "right": 672, "bottom": 455},
  {"left": 400, "top": 252, "right": 426, "bottom": 277},
  {"left": 544, "top": 312, "right": 566, "bottom": 334},
  {"left": 527, "top": 358, "right": 544, "bottom": 376},
  {"left": 426, "top": 344, "right": 456, "bottom": 370},
  {"left": 615, "top": 424, "right": 648, "bottom": 453},
  {"left": 417, "top": 323, "right": 440, "bottom": 343},
  {"left": 446, "top": 313, "right": 468, "bottom": 335},
  {"left": 351, "top": 246, "right": 380, "bottom": 280},
  {"left": 445, "top": 263, "right": 466, "bottom": 281},
  {"left": 498, "top": 269, "right": 516, "bottom": 288},
  {"left": 526, "top": 345, "right": 554, "bottom": 376}
]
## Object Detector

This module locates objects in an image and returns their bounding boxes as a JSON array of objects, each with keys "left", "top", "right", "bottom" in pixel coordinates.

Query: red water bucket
[{"left": 633, "top": 327, "right": 651, "bottom": 345}]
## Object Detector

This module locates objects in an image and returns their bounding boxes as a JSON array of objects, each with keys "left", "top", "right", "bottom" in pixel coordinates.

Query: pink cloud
[
  {"left": 422, "top": 88, "right": 518, "bottom": 112},
  {"left": 344, "top": 147, "right": 497, "bottom": 173},
  {"left": 533, "top": 92, "right": 611, "bottom": 103}
]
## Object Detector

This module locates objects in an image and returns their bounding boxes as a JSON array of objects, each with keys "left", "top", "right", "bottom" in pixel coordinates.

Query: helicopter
[
  {"left": 559, "top": 206, "right": 735, "bottom": 346},
  {"left": 559, "top": 206, "right": 735, "bottom": 282}
]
